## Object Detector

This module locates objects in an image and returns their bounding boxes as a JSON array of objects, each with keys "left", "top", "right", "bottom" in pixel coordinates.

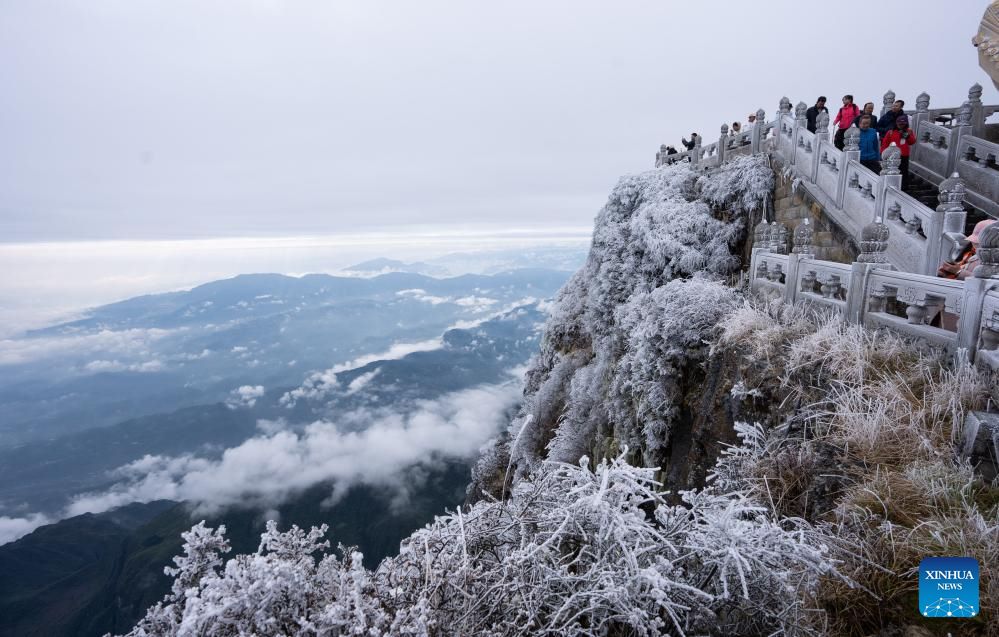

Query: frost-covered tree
[{"left": 121, "top": 452, "right": 841, "bottom": 637}]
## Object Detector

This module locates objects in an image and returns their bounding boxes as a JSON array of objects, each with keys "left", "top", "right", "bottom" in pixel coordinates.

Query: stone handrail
[
  {"left": 750, "top": 246, "right": 999, "bottom": 369},
  {"left": 956, "top": 135, "right": 999, "bottom": 217}
]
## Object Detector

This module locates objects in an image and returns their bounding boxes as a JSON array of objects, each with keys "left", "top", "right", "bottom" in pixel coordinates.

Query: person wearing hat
[
  {"left": 880, "top": 114, "right": 917, "bottom": 188},
  {"left": 877, "top": 99, "right": 905, "bottom": 140},
  {"left": 939, "top": 219, "right": 998, "bottom": 280}
]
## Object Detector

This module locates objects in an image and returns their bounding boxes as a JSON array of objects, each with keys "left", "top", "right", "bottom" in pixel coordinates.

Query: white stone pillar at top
[
  {"left": 792, "top": 101, "right": 807, "bottom": 166},
  {"left": 751, "top": 108, "right": 766, "bottom": 154},
  {"left": 911, "top": 92, "right": 931, "bottom": 168},
  {"left": 718, "top": 124, "right": 728, "bottom": 165},
  {"left": 881, "top": 89, "right": 896, "bottom": 117},
  {"left": 812, "top": 111, "right": 829, "bottom": 183},
  {"left": 968, "top": 83, "right": 985, "bottom": 137},
  {"left": 837, "top": 127, "right": 861, "bottom": 208},
  {"left": 947, "top": 101, "right": 974, "bottom": 177}
]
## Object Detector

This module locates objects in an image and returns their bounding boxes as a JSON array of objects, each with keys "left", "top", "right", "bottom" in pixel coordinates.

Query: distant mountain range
[{"left": 0, "top": 268, "right": 567, "bottom": 448}]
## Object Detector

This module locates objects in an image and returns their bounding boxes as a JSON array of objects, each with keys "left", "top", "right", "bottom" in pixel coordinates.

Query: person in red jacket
[
  {"left": 880, "top": 114, "right": 917, "bottom": 188},
  {"left": 832, "top": 94, "right": 860, "bottom": 150}
]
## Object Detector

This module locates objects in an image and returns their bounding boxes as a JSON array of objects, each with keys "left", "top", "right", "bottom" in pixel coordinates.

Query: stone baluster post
[
  {"left": 957, "top": 224, "right": 999, "bottom": 362},
  {"left": 948, "top": 101, "right": 974, "bottom": 177},
  {"left": 751, "top": 108, "right": 766, "bottom": 154},
  {"left": 911, "top": 92, "right": 931, "bottom": 168},
  {"left": 792, "top": 218, "right": 814, "bottom": 256},
  {"left": 881, "top": 89, "right": 896, "bottom": 117},
  {"left": 779, "top": 96, "right": 792, "bottom": 116},
  {"left": 968, "top": 83, "right": 985, "bottom": 137},
  {"left": 656, "top": 144, "right": 666, "bottom": 168},
  {"left": 718, "top": 124, "right": 729, "bottom": 165},
  {"left": 813, "top": 111, "right": 829, "bottom": 182},
  {"left": 878, "top": 142, "right": 903, "bottom": 216},
  {"left": 793, "top": 102, "right": 807, "bottom": 165},
  {"left": 768, "top": 221, "right": 788, "bottom": 255},
  {"left": 837, "top": 126, "right": 861, "bottom": 208},
  {"left": 691, "top": 133, "right": 702, "bottom": 166},
  {"left": 932, "top": 173, "right": 970, "bottom": 275},
  {"left": 777, "top": 97, "right": 792, "bottom": 155},
  {"left": 847, "top": 217, "right": 891, "bottom": 324}
]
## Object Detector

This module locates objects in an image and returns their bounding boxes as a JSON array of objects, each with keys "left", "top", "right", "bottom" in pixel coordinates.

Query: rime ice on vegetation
[{"left": 123, "top": 455, "right": 840, "bottom": 636}]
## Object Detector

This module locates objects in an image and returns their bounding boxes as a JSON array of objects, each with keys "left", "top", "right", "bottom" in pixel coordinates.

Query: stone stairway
[{"left": 906, "top": 174, "right": 991, "bottom": 235}]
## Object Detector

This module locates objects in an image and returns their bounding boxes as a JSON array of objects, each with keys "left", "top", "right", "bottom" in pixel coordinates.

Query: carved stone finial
[
  {"left": 769, "top": 221, "right": 788, "bottom": 254},
  {"left": 882, "top": 143, "right": 902, "bottom": 175},
  {"left": 844, "top": 126, "right": 861, "bottom": 152},
  {"left": 755, "top": 108, "right": 766, "bottom": 124},
  {"left": 754, "top": 218, "right": 771, "bottom": 246},
  {"left": 779, "top": 96, "right": 792, "bottom": 114},
  {"left": 857, "top": 217, "right": 890, "bottom": 263},
  {"left": 886, "top": 201, "right": 901, "bottom": 221},
  {"left": 883, "top": 89, "right": 896, "bottom": 111},
  {"left": 720, "top": 123, "right": 729, "bottom": 136},
  {"left": 792, "top": 218, "right": 814, "bottom": 255},
  {"left": 956, "top": 101, "right": 973, "bottom": 126},
  {"left": 973, "top": 223, "right": 999, "bottom": 278},
  {"left": 794, "top": 101, "right": 808, "bottom": 120},
  {"left": 916, "top": 92, "right": 930, "bottom": 112},
  {"left": 969, "top": 82, "right": 984, "bottom": 103},
  {"left": 816, "top": 111, "right": 830, "bottom": 136},
  {"left": 937, "top": 173, "right": 967, "bottom": 212}
]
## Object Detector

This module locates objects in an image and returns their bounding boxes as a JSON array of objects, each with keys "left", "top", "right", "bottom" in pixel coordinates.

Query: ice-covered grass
[{"left": 715, "top": 300, "right": 997, "bottom": 636}]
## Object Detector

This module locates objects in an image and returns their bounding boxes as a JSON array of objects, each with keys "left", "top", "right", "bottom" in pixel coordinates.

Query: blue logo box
[{"left": 919, "top": 557, "right": 979, "bottom": 618}]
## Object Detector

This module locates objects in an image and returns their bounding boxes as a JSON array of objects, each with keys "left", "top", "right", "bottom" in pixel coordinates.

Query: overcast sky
[{"left": 1, "top": 0, "right": 994, "bottom": 242}]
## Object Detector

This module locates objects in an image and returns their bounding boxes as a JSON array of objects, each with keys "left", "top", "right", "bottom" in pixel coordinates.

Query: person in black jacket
[
  {"left": 805, "top": 97, "right": 828, "bottom": 133},
  {"left": 877, "top": 100, "right": 905, "bottom": 140},
  {"left": 681, "top": 133, "right": 699, "bottom": 150},
  {"left": 852, "top": 102, "right": 876, "bottom": 128}
]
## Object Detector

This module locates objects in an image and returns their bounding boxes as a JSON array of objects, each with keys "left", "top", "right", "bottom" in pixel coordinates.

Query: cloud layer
[
  {"left": 0, "top": 513, "right": 52, "bottom": 545},
  {"left": 67, "top": 382, "right": 520, "bottom": 517}
]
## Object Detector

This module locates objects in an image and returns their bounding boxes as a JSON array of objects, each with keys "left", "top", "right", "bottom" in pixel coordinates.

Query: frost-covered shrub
[
  {"left": 121, "top": 453, "right": 841, "bottom": 637},
  {"left": 608, "top": 276, "right": 739, "bottom": 462}
]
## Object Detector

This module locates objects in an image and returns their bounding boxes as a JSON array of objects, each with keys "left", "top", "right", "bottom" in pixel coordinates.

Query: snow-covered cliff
[{"left": 119, "top": 156, "right": 997, "bottom": 636}]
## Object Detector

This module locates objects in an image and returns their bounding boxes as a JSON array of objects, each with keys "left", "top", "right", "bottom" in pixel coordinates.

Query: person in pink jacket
[{"left": 832, "top": 94, "right": 860, "bottom": 150}]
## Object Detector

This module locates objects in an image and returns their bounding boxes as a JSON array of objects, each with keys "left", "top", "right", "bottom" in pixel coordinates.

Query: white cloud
[
  {"left": 0, "top": 513, "right": 52, "bottom": 546},
  {"left": 0, "top": 327, "right": 175, "bottom": 366},
  {"left": 84, "top": 358, "right": 164, "bottom": 373},
  {"left": 67, "top": 382, "right": 520, "bottom": 516},
  {"left": 453, "top": 295, "right": 498, "bottom": 310},
  {"left": 396, "top": 289, "right": 449, "bottom": 305},
  {"left": 280, "top": 338, "right": 442, "bottom": 406},
  {"left": 346, "top": 369, "right": 380, "bottom": 395},
  {"left": 226, "top": 385, "right": 266, "bottom": 409}
]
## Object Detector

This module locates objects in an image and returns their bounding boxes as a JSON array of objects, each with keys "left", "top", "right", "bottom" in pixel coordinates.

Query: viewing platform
[{"left": 655, "top": 84, "right": 999, "bottom": 372}]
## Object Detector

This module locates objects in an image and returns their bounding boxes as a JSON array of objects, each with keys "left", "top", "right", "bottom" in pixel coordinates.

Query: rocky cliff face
[
  {"left": 471, "top": 154, "right": 774, "bottom": 500},
  {"left": 112, "top": 154, "right": 997, "bottom": 637}
]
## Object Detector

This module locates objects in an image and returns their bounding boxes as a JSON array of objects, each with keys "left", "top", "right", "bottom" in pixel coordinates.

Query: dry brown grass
[{"left": 715, "top": 299, "right": 996, "bottom": 635}]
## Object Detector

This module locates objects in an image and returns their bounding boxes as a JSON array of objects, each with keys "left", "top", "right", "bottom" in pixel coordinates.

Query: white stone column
[
  {"left": 837, "top": 127, "right": 861, "bottom": 208},
  {"left": 718, "top": 124, "right": 728, "bottom": 165}
]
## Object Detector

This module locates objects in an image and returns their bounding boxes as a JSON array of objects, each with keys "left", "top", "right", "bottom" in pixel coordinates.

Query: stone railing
[
  {"left": 657, "top": 83, "right": 998, "bottom": 278},
  {"left": 749, "top": 217, "right": 999, "bottom": 370}
]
